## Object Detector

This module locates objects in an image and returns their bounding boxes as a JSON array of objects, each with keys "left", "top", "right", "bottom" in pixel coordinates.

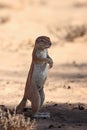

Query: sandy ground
[{"left": 0, "top": 0, "right": 87, "bottom": 129}]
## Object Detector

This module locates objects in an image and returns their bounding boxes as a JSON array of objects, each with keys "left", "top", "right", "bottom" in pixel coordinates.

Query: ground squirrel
[{"left": 16, "top": 36, "right": 53, "bottom": 116}]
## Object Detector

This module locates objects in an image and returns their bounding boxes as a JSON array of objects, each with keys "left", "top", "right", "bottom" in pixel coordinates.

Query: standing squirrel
[{"left": 16, "top": 36, "right": 53, "bottom": 116}]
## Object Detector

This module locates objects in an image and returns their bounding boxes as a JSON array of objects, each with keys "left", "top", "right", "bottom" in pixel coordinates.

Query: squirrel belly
[
  {"left": 31, "top": 48, "right": 48, "bottom": 90},
  {"left": 32, "top": 62, "right": 48, "bottom": 90}
]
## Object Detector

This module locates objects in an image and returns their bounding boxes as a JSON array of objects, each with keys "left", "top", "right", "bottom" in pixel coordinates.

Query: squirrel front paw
[{"left": 48, "top": 58, "right": 53, "bottom": 68}]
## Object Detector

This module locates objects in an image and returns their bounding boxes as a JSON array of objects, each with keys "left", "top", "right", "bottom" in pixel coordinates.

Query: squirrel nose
[{"left": 49, "top": 42, "right": 51, "bottom": 46}]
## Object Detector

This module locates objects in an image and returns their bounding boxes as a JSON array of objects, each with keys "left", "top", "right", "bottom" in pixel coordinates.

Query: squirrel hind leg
[
  {"left": 39, "top": 88, "right": 45, "bottom": 107},
  {"left": 31, "top": 93, "right": 41, "bottom": 114}
]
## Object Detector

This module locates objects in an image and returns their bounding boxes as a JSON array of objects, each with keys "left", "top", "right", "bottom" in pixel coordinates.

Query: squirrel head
[{"left": 35, "top": 36, "right": 52, "bottom": 49}]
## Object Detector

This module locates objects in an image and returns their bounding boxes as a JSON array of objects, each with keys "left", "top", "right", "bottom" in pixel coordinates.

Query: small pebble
[
  {"left": 53, "top": 104, "right": 58, "bottom": 107},
  {"left": 78, "top": 105, "right": 85, "bottom": 110},
  {"left": 48, "top": 124, "right": 54, "bottom": 129},
  {"left": 67, "top": 86, "right": 71, "bottom": 89},
  {"left": 58, "top": 125, "right": 62, "bottom": 128}
]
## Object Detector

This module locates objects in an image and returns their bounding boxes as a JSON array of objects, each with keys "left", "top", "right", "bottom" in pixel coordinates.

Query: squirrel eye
[{"left": 40, "top": 39, "right": 44, "bottom": 42}]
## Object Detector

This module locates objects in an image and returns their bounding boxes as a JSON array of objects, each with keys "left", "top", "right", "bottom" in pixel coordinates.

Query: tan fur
[{"left": 16, "top": 36, "right": 53, "bottom": 115}]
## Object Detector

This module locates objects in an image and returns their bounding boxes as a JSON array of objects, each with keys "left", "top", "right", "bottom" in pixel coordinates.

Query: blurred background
[
  {"left": 0, "top": 0, "right": 87, "bottom": 50},
  {"left": 0, "top": 0, "right": 87, "bottom": 108},
  {"left": 0, "top": 0, "right": 87, "bottom": 129}
]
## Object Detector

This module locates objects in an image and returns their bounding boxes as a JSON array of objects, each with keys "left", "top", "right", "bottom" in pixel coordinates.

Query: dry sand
[{"left": 0, "top": 0, "right": 87, "bottom": 129}]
